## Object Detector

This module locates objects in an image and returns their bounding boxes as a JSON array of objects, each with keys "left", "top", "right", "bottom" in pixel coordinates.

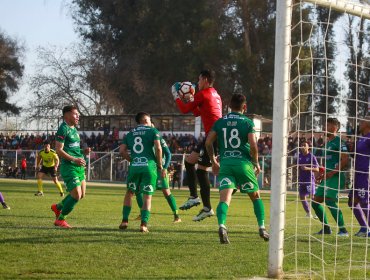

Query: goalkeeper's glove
[{"left": 171, "top": 82, "right": 181, "bottom": 100}]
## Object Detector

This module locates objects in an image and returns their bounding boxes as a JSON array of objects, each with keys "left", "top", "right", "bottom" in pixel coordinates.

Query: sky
[{"left": 0, "top": 0, "right": 78, "bottom": 108}]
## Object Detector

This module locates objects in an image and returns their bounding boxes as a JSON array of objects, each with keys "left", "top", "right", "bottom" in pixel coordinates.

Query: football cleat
[
  {"left": 259, "top": 228, "right": 270, "bottom": 241},
  {"left": 337, "top": 228, "right": 349, "bottom": 237},
  {"left": 218, "top": 226, "right": 230, "bottom": 244},
  {"left": 173, "top": 215, "right": 182, "bottom": 223},
  {"left": 316, "top": 226, "right": 332, "bottom": 235},
  {"left": 54, "top": 219, "right": 72, "bottom": 229},
  {"left": 179, "top": 197, "right": 201, "bottom": 210},
  {"left": 119, "top": 221, "right": 128, "bottom": 230},
  {"left": 140, "top": 225, "right": 149, "bottom": 233},
  {"left": 306, "top": 213, "right": 313, "bottom": 218},
  {"left": 354, "top": 228, "right": 368, "bottom": 237},
  {"left": 34, "top": 191, "right": 44, "bottom": 196},
  {"left": 192, "top": 208, "right": 214, "bottom": 222},
  {"left": 2, "top": 203, "right": 10, "bottom": 210},
  {"left": 51, "top": 204, "right": 61, "bottom": 218}
]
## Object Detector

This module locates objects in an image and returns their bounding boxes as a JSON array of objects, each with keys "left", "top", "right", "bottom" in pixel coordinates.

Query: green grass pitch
[{"left": 0, "top": 179, "right": 369, "bottom": 279}]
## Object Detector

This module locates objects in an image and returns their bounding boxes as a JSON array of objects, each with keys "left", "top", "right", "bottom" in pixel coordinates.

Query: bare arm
[
  {"left": 154, "top": 140, "right": 163, "bottom": 170},
  {"left": 55, "top": 141, "right": 86, "bottom": 166},
  {"left": 326, "top": 152, "right": 349, "bottom": 179},
  {"left": 205, "top": 131, "right": 219, "bottom": 175},
  {"left": 248, "top": 132, "right": 261, "bottom": 175},
  {"left": 54, "top": 154, "right": 59, "bottom": 169},
  {"left": 119, "top": 144, "right": 130, "bottom": 162},
  {"left": 36, "top": 154, "right": 42, "bottom": 168}
]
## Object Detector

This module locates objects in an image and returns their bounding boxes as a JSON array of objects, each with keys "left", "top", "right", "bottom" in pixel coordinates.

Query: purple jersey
[
  {"left": 354, "top": 132, "right": 370, "bottom": 190},
  {"left": 298, "top": 152, "right": 319, "bottom": 184}
]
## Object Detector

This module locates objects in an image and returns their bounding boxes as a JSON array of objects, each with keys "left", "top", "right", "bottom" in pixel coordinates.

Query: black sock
[
  {"left": 185, "top": 161, "right": 198, "bottom": 198},
  {"left": 196, "top": 169, "right": 211, "bottom": 209}
]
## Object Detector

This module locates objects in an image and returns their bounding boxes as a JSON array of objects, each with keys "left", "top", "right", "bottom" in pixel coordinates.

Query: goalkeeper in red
[
  {"left": 205, "top": 94, "right": 269, "bottom": 244},
  {"left": 171, "top": 70, "right": 222, "bottom": 221}
]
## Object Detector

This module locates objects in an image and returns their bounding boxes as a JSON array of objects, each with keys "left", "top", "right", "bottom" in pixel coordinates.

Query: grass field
[{"left": 0, "top": 178, "right": 369, "bottom": 279}]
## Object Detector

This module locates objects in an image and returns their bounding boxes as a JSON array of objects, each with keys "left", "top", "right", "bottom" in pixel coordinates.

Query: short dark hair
[
  {"left": 200, "top": 69, "right": 215, "bottom": 85},
  {"left": 62, "top": 105, "right": 78, "bottom": 115},
  {"left": 327, "top": 117, "right": 340, "bottom": 127},
  {"left": 135, "top": 112, "right": 150, "bottom": 124},
  {"left": 229, "top": 94, "right": 246, "bottom": 111},
  {"left": 43, "top": 140, "right": 50, "bottom": 145}
]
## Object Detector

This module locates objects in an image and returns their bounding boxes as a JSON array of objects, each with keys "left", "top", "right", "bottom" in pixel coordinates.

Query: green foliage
[
  {"left": 0, "top": 31, "right": 24, "bottom": 115},
  {"left": 71, "top": 0, "right": 277, "bottom": 116}
]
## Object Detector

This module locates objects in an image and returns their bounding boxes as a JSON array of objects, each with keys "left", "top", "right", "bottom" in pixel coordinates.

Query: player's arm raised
[
  {"left": 205, "top": 131, "right": 219, "bottom": 176},
  {"left": 248, "top": 132, "right": 261, "bottom": 176},
  {"left": 119, "top": 143, "right": 130, "bottom": 162}
]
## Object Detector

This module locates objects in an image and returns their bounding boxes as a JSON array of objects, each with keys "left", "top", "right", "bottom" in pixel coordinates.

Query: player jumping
[{"left": 171, "top": 69, "right": 222, "bottom": 221}]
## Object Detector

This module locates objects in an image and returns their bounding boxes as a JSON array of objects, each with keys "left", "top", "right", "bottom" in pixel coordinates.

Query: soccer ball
[{"left": 178, "top": 81, "right": 195, "bottom": 100}]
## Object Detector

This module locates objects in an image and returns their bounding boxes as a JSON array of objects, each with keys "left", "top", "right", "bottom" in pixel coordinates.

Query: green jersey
[
  {"left": 123, "top": 125, "right": 160, "bottom": 168},
  {"left": 212, "top": 112, "right": 255, "bottom": 165},
  {"left": 324, "top": 135, "right": 348, "bottom": 172},
  {"left": 55, "top": 121, "right": 84, "bottom": 166}
]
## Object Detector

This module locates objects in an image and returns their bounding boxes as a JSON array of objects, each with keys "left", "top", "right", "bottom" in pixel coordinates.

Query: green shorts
[
  {"left": 126, "top": 166, "right": 157, "bottom": 195},
  {"left": 218, "top": 162, "right": 259, "bottom": 193},
  {"left": 315, "top": 173, "right": 345, "bottom": 200},
  {"left": 60, "top": 165, "right": 86, "bottom": 192},
  {"left": 156, "top": 169, "right": 169, "bottom": 190}
]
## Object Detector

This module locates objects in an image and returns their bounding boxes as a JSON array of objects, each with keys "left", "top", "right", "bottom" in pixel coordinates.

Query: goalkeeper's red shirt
[{"left": 175, "top": 87, "right": 222, "bottom": 134}]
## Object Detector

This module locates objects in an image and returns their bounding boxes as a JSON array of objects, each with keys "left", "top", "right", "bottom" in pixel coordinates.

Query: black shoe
[
  {"left": 218, "top": 226, "right": 230, "bottom": 244},
  {"left": 316, "top": 226, "right": 332, "bottom": 235},
  {"left": 259, "top": 228, "right": 270, "bottom": 241},
  {"left": 2, "top": 203, "right": 10, "bottom": 210}
]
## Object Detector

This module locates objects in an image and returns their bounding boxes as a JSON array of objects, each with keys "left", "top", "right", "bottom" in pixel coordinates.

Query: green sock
[
  {"left": 58, "top": 195, "right": 78, "bottom": 220},
  {"left": 136, "top": 193, "right": 143, "bottom": 209},
  {"left": 326, "top": 200, "right": 345, "bottom": 228},
  {"left": 141, "top": 209, "right": 150, "bottom": 224},
  {"left": 312, "top": 200, "right": 328, "bottom": 225},
  {"left": 122, "top": 205, "right": 132, "bottom": 222},
  {"left": 57, "top": 194, "right": 71, "bottom": 210},
  {"left": 216, "top": 202, "right": 229, "bottom": 226},
  {"left": 165, "top": 194, "right": 177, "bottom": 214},
  {"left": 253, "top": 199, "right": 265, "bottom": 227}
]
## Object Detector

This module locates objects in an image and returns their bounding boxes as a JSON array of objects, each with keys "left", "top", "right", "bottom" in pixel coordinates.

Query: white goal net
[{"left": 269, "top": 0, "right": 370, "bottom": 279}]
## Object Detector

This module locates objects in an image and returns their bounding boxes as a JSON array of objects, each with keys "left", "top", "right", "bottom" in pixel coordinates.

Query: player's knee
[{"left": 249, "top": 192, "right": 260, "bottom": 201}]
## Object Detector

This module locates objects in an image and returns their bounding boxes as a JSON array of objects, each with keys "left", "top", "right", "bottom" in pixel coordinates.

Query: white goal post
[{"left": 269, "top": 0, "right": 370, "bottom": 278}]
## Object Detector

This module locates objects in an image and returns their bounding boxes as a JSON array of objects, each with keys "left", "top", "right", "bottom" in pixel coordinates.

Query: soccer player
[
  {"left": 298, "top": 140, "right": 319, "bottom": 217},
  {"left": 348, "top": 116, "right": 370, "bottom": 237},
  {"left": 119, "top": 112, "right": 163, "bottom": 232},
  {"left": 205, "top": 93, "right": 269, "bottom": 244},
  {"left": 34, "top": 141, "right": 64, "bottom": 197},
  {"left": 50, "top": 105, "right": 90, "bottom": 229},
  {"left": 135, "top": 133, "right": 181, "bottom": 223},
  {"left": 0, "top": 192, "right": 10, "bottom": 210},
  {"left": 20, "top": 155, "right": 27, "bottom": 180},
  {"left": 171, "top": 69, "right": 222, "bottom": 221},
  {"left": 311, "top": 118, "right": 349, "bottom": 236}
]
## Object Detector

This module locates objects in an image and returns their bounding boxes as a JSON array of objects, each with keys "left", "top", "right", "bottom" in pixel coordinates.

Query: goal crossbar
[{"left": 304, "top": 0, "right": 370, "bottom": 19}]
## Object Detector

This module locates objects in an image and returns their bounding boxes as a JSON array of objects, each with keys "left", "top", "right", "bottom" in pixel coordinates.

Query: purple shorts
[
  {"left": 348, "top": 173, "right": 369, "bottom": 203},
  {"left": 298, "top": 183, "right": 315, "bottom": 197}
]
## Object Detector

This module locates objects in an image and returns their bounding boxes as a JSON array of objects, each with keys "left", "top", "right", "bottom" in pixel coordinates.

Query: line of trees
[{"left": 0, "top": 1, "right": 368, "bottom": 122}]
